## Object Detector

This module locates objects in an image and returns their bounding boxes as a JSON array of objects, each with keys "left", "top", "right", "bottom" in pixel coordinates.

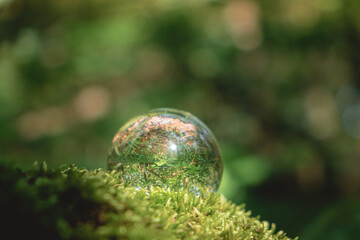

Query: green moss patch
[{"left": 0, "top": 162, "right": 296, "bottom": 239}]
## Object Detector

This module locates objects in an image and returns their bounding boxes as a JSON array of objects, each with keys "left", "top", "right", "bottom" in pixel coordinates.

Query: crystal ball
[{"left": 108, "top": 108, "right": 222, "bottom": 193}]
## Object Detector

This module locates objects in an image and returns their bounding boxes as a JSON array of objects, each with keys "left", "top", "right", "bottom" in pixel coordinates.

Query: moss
[{"left": 0, "top": 162, "right": 296, "bottom": 240}]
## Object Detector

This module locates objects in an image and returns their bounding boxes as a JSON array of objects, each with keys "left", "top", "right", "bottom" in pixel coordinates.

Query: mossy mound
[{"left": 0, "top": 162, "right": 296, "bottom": 240}]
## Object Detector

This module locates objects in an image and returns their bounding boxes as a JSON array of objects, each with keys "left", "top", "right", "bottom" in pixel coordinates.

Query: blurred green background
[{"left": 1, "top": 0, "right": 359, "bottom": 239}]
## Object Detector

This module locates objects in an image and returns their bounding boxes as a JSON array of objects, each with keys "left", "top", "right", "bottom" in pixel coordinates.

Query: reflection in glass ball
[{"left": 108, "top": 108, "right": 222, "bottom": 194}]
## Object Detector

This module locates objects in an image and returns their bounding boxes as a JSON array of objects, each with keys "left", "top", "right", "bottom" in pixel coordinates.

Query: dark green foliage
[{"left": 0, "top": 162, "right": 295, "bottom": 240}]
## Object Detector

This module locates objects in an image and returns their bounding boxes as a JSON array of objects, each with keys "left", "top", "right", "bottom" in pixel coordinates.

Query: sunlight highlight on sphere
[
  {"left": 108, "top": 108, "right": 223, "bottom": 194},
  {"left": 170, "top": 143, "right": 177, "bottom": 151}
]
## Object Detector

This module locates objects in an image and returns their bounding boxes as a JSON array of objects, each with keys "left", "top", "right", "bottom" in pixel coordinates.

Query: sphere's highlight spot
[{"left": 108, "top": 108, "right": 223, "bottom": 194}]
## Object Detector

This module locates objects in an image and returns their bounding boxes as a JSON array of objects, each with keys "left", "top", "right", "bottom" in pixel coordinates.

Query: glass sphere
[{"left": 108, "top": 108, "right": 222, "bottom": 194}]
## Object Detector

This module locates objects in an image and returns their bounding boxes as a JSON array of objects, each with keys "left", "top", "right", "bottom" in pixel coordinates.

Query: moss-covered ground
[{"left": 0, "top": 162, "right": 296, "bottom": 240}]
